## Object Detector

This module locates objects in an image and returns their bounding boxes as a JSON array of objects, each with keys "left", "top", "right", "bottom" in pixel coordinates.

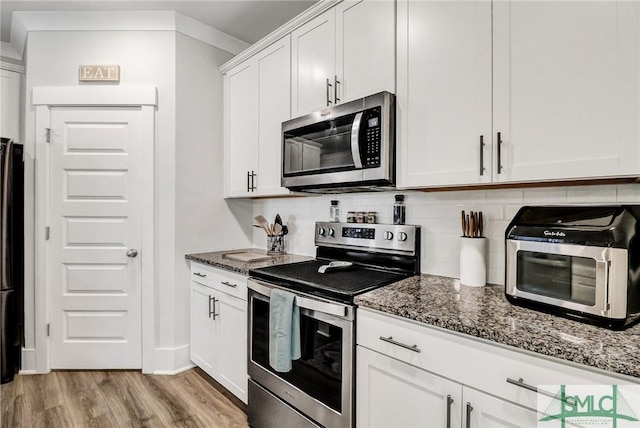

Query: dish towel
[{"left": 269, "top": 288, "right": 301, "bottom": 372}]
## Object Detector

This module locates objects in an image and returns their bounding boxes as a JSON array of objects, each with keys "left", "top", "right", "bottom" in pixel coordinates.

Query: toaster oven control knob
[
  {"left": 384, "top": 231, "right": 394, "bottom": 240},
  {"left": 398, "top": 232, "right": 408, "bottom": 241},
  {"left": 318, "top": 227, "right": 326, "bottom": 236},
  {"left": 328, "top": 228, "right": 335, "bottom": 237}
]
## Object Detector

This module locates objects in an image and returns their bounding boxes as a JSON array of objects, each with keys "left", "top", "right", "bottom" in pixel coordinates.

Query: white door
[
  {"left": 356, "top": 346, "right": 462, "bottom": 428},
  {"left": 396, "top": 0, "right": 492, "bottom": 188},
  {"left": 336, "top": 0, "right": 395, "bottom": 104},
  {"left": 224, "top": 61, "right": 258, "bottom": 197},
  {"left": 493, "top": 0, "right": 640, "bottom": 182},
  {"left": 291, "top": 9, "right": 336, "bottom": 116},
  {"left": 463, "top": 387, "right": 539, "bottom": 427},
  {"left": 49, "top": 107, "right": 142, "bottom": 369},
  {"left": 256, "top": 35, "right": 291, "bottom": 197}
]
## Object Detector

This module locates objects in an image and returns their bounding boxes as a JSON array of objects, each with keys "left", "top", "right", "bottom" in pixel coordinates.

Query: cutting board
[{"left": 223, "top": 252, "right": 272, "bottom": 262}]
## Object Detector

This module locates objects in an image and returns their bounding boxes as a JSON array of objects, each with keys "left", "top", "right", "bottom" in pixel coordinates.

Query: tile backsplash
[{"left": 253, "top": 183, "right": 640, "bottom": 285}]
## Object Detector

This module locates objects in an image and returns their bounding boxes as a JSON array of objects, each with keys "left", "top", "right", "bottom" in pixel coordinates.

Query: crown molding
[
  {"left": 219, "top": 0, "right": 342, "bottom": 73},
  {"left": 6, "top": 11, "right": 250, "bottom": 61}
]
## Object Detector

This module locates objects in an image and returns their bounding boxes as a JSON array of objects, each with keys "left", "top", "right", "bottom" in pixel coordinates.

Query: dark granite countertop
[
  {"left": 354, "top": 274, "right": 640, "bottom": 379},
  {"left": 185, "top": 249, "right": 312, "bottom": 276}
]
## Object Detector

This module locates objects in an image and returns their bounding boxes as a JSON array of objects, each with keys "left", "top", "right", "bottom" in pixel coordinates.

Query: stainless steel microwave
[
  {"left": 505, "top": 205, "right": 640, "bottom": 329},
  {"left": 281, "top": 91, "right": 395, "bottom": 192}
]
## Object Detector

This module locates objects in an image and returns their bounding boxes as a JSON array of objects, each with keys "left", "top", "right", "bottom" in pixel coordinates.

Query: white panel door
[
  {"left": 397, "top": 0, "right": 492, "bottom": 188},
  {"left": 493, "top": 1, "right": 640, "bottom": 182},
  {"left": 49, "top": 107, "right": 142, "bottom": 369},
  {"left": 356, "top": 346, "right": 462, "bottom": 428},
  {"left": 256, "top": 36, "right": 291, "bottom": 197},
  {"left": 463, "top": 387, "right": 539, "bottom": 427},
  {"left": 336, "top": 0, "right": 395, "bottom": 104},
  {"left": 291, "top": 9, "right": 336, "bottom": 117},
  {"left": 190, "top": 282, "right": 215, "bottom": 376}
]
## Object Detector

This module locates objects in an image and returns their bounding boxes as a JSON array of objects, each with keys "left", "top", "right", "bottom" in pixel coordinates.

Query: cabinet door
[
  {"left": 224, "top": 61, "right": 258, "bottom": 197},
  {"left": 493, "top": 1, "right": 640, "bottom": 182},
  {"left": 463, "top": 387, "right": 539, "bottom": 428},
  {"left": 190, "top": 282, "right": 215, "bottom": 377},
  {"left": 336, "top": 0, "right": 395, "bottom": 104},
  {"left": 0, "top": 69, "right": 22, "bottom": 142},
  {"left": 256, "top": 36, "right": 291, "bottom": 197},
  {"left": 396, "top": 0, "right": 492, "bottom": 188},
  {"left": 356, "top": 346, "right": 462, "bottom": 428},
  {"left": 214, "top": 292, "right": 248, "bottom": 403},
  {"left": 291, "top": 9, "right": 336, "bottom": 117}
]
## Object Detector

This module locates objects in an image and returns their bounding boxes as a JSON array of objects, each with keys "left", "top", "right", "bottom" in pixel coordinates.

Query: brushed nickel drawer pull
[
  {"left": 194, "top": 272, "right": 206, "bottom": 278},
  {"left": 506, "top": 377, "right": 576, "bottom": 406},
  {"left": 221, "top": 281, "right": 237, "bottom": 288},
  {"left": 379, "top": 336, "right": 421, "bottom": 353},
  {"left": 466, "top": 402, "right": 473, "bottom": 428},
  {"left": 446, "top": 395, "right": 454, "bottom": 428}
]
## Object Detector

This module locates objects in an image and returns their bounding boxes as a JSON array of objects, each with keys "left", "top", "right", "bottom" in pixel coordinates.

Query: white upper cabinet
[
  {"left": 1, "top": 69, "right": 22, "bottom": 142},
  {"left": 224, "top": 36, "right": 291, "bottom": 198},
  {"left": 292, "top": 0, "right": 396, "bottom": 117},
  {"left": 397, "top": 0, "right": 492, "bottom": 188},
  {"left": 256, "top": 36, "right": 291, "bottom": 197},
  {"left": 224, "top": 61, "right": 258, "bottom": 197},
  {"left": 493, "top": 1, "right": 640, "bottom": 182},
  {"left": 398, "top": 0, "right": 640, "bottom": 189}
]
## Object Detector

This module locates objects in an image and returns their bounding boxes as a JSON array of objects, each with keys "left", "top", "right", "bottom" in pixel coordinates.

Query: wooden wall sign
[{"left": 78, "top": 65, "right": 120, "bottom": 82}]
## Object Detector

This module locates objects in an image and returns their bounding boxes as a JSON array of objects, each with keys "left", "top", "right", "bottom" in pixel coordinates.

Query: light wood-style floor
[{"left": 0, "top": 368, "right": 248, "bottom": 428}]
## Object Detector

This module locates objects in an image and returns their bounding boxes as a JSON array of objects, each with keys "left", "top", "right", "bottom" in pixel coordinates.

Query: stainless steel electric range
[{"left": 247, "top": 222, "right": 421, "bottom": 428}]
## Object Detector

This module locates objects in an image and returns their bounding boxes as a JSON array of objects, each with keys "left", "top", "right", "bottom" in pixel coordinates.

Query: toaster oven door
[{"left": 506, "top": 240, "right": 628, "bottom": 319}]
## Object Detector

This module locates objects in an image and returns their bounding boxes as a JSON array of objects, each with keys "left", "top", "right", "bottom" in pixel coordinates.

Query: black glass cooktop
[{"left": 250, "top": 259, "right": 407, "bottom": 304}]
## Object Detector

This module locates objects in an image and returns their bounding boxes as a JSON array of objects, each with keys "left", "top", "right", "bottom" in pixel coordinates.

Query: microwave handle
[
  {"left": 350, "top": 112, "right": 364, "bottom": 169},
  {"left": 596, "top": 259, "right": 611, "bottom": 314}
]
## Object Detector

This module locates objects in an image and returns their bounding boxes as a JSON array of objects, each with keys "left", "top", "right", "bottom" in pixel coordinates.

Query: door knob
[{"left": 126, "top": 249, "right": 138, "bottom": 258}]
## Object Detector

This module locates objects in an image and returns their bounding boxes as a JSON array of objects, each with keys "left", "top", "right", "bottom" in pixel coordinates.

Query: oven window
[
  {"left": 516, "top": 251, "right": 596, "bottom": 306},
  {"left": 251, "top": 298, "right": 343, "bottom": 412}
]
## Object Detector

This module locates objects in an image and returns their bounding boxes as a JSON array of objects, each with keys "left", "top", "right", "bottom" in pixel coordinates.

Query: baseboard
[
  {"left": 19, "top": 347, "right": 36, "bottom": 373},
  {"left": 153, "top": 344, "right": 193, "bottom": 375}
]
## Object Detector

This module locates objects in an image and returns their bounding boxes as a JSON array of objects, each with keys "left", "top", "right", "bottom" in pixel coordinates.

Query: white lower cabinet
[
  {"left": 356, "top": 308, "right": 634, "bottom": 428},
  {"left": 189, "top": 263, "right": 248, "bottom": 403}
]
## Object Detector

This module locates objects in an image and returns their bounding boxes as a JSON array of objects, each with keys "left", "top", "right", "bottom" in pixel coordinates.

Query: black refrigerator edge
[{"left": 1, "top": 137, "right": 24, "bottom": 384}]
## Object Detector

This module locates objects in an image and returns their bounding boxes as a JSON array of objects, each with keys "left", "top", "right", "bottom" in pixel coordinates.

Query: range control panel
[{"left": 315, "top": 222, "right": 420, "bottom": 254}]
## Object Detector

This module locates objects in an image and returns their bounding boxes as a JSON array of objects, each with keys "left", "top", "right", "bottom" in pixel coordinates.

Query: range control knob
[
  {"left": 318, "top": 227, "right": 326, "bottom": 236},
  {"left": 384, "top": 231, "right": 394, "bottom": 240},
  {"left": 328, "top": 228, "right": 335, "bottom": 237},
  {"left": 398, "top": 232, "right": 408, "bottom": 241}
]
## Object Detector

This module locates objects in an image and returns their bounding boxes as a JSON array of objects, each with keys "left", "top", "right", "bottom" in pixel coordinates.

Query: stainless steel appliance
[
  {"left": 505, "top": 205, "right": 640, "bottom": 329},
  {"left": 248, "top": 222, "right": 421, "bottom": 428},
  {"left": 281, "top": 91, "right": 395, "bottom": 193},
  {"left": 1, "top": 138, "right": 24, "bottom": 384}
]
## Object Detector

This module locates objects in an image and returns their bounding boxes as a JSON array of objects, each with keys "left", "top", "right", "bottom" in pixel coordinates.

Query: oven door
[
  {"left": 248, "top": 278, "right": 354, "bottom": 428},
  {"left": 506, "top": 240, "right": 628, "bottom": 319}
]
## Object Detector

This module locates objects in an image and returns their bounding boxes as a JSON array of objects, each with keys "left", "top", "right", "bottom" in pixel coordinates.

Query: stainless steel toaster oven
[{"left": 505, "top": 205, "right": 640, "bottom": 329}]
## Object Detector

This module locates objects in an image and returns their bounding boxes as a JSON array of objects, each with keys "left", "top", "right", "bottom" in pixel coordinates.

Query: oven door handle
[{"left": 248, "top": 279, "right": 349, "bottom": 318}]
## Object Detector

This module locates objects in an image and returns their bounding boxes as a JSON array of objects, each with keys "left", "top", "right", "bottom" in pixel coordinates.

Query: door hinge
[
  {"left": 45, "top": 226, "right": 50, "bottom": 240},
  {"left": 46, "top": 323, "right": 50, "bottom": 337},
  {"left": 46, "top": 128, "right": 51, "bottom": 143}
]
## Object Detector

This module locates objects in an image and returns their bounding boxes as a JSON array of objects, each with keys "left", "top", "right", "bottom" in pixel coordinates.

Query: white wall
[
  {"left": 172, "top": 33, "right": 252, "bottom": 370},
  {"left": 253, "top": 183, "right": 640, "bottom": 284}
]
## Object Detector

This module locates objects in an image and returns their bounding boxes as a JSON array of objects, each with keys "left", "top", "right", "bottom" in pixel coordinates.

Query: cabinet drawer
[
  {"left": 190, "top": 262, "right": 247, "bottom": 301},
  {"left": 357, "top": 308, "right": 637, "bottom": 411}
]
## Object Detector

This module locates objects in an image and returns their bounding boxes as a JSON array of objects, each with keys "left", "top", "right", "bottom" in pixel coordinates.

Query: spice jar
[
  {"left": 347, "top": 211, "right": 356, "bottom": 223},
  {"left": 329, "top": 200, "right": 340, "bottom": 222},
  {"left": 393, "top": 195, "right": 406, "bottom": 225},
  {"left": 367, "top": 211, "right": 377, "bottom": 224}
]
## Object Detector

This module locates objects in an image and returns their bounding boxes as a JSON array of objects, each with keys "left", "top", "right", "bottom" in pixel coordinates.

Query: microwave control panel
[{"left": 363, "top": 108, "right": 382, "bottom": 168}]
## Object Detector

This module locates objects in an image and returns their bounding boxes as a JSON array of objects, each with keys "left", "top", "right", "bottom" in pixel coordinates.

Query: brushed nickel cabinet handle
[
  {"left": 326, "top": 78, "right": 333, "bottom": 106},
  {"left": 379, "top": 336, "right": 421, "bottom": 353},
  {"left": 334, "top": 75, "right": 340, "bottom": 103},
  {"left": 466, "top": 402, "right": 473, "bottom": 428},
  {"left": 446, "top": 395, "right": 454, "bottom": 428},
  {"left": 506, "top": 377, "right": 576, "bottom": 405},
  {"left": 497, "top": 131, "right": 503, "bottom": 174},
  {"left": 209, "top": 296, "right": 218, "bottom": 320},
  {"left": 193, "top": 272, "right": 206, "bottom": 278},
  {"left": 479, "top": 135, "right": 485, "bottom": 176}
]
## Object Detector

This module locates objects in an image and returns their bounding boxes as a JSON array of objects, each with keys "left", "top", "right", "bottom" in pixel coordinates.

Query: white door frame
[{"left": 33, "top": 86, "right": 157, "bottom": 373}]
